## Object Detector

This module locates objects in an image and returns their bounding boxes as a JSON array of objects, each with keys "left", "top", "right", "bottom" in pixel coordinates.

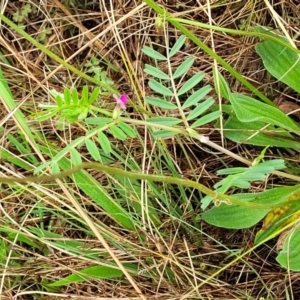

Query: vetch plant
[
  {"left": 35, "top": 88, "right": 135, "bottom": 174},
  {"left": 34, "top": 31, "right": 300, "bottom": 272},
  {"left": 143, "top": 35, "right": 221, "bottom": 139},
  {"left": 37, "top": 85, "right": 101, "bottom": 125},
  {"left": 36, "top": 34, "right": 222, "bottom": 174}
]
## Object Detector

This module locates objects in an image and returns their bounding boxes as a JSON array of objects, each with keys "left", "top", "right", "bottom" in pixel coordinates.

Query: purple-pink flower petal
[{"left": 113, "top": 94, "right": 129, "bottom": 109}]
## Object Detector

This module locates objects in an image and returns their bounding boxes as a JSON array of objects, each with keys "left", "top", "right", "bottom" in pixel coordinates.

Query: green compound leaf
[
  {"left": 173, "top": 57, "right": 194, "bottom": 79},
  {"left": 98, "top": 131, "right": 111, "bottom": 154},
  {"left": 169, "top": 35, "right": 186, "bottom": 57},
  {"left": 182, "top": 86, "right": 212, "bottom": 109},
  {"left": 142, "top": 46, "right": 167, "bottom": 61},
  {"left": 178, "top": 72, "right": 204, "bottom": 95},
  {"left": 149, "top": 79, "right": 173, "bottom": 96},
  {"left": 145, "top": 96, "right": 177, "bottom": 109},
  {"left": 85, "top": 139, "right": 101, "bottom": 161},
  {"left": 144, "top": 64, "right": 169, "bottom": 80}
]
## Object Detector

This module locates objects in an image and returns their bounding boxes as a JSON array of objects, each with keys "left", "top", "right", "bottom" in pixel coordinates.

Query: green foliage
[
  {"left": 37, "top": 86, "right": 100, "bottom": 124},
  {"left": 38, "top": 146, "right": 136, "bottom": 229},
  {"left": 142, "top": 35, "right": 221, "bottom": 137},
  {"left": 223, "top": 117, "right": 300, "bottom": 149},
  {"left": 4, "top": 17, "right": 300, "bottom": 284},
  {"left": 37, "top": 26, "right": 52, "bottom": 43},
  {"left": 13, "top": 3, "right": 34, "bottom": 24},
  {"left": 201, "top": 159, "right": 286, "bottom": 209},
  {"left": 215, "top": 72, "right": 300, "bottom": 148},
  {"left": 85, "top": 57, "right": 114, "bottom": 94},
  {"left": 254, "top": 26, "right": 300, "bottom": 93},
  {"left": 202, "top": 185, "right": 300, "bottom": 229},
  {"left": 276, "top": 225, "right": 300, "bottom": 271},
  {"left": 47, "top": 265, "right": 125, "bottom": 287},
  {"left": 36, "top": 89, "right": 138, "bottom": 173}
]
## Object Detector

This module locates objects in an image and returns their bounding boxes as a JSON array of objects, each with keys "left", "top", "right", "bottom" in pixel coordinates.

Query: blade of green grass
[{"left": 38, "top": 145, "right": 135, "bottom": 230}]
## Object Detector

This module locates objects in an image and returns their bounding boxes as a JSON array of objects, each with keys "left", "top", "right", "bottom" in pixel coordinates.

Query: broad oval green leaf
[
  {"left": 178, "top": 72, "right": 204, "bottom": 95},
  {"left": 149, "top": 79, "right": 173, "bottom": 96},
  {"left": 255, "top": 202, "right": 300, "bottom": 245},
  {"left": 202, "top": 186, "right": 300, "bottom": 229},
  {"left": 254, "top": 26, "right": 300, "bottom": 93},
  {"left": 276, "top": 226, "right": 300, "bottom": 271},
  {"left": 145, "top": 97, "right": 177, "bottom": 109},
  {"left": 182, "top": 86, "right": 212, "bottom": 109},
  {"left": 144, "top": 64, "right": 169, "bottom": 80},
  {"left": 223, "top": 116, "right": 300, "bottom": 149},
  {"left": 142, "top": 46, "right": 167, "bottom": 60},
  {"left": 230, "top": 93, "right": 300, "bottom": 134},
  {"left": 173, "top": 57, "right": 194, "bottom": 79}
]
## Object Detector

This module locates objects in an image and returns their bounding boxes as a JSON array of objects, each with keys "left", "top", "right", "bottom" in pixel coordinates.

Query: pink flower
[{"left": 113, "top": 94, "right": 128, "bottom": 109}]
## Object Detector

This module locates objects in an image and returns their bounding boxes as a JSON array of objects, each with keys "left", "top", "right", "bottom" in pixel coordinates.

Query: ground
[{"left": 1, "top": 1, "right": 300, "bottom": 299}]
